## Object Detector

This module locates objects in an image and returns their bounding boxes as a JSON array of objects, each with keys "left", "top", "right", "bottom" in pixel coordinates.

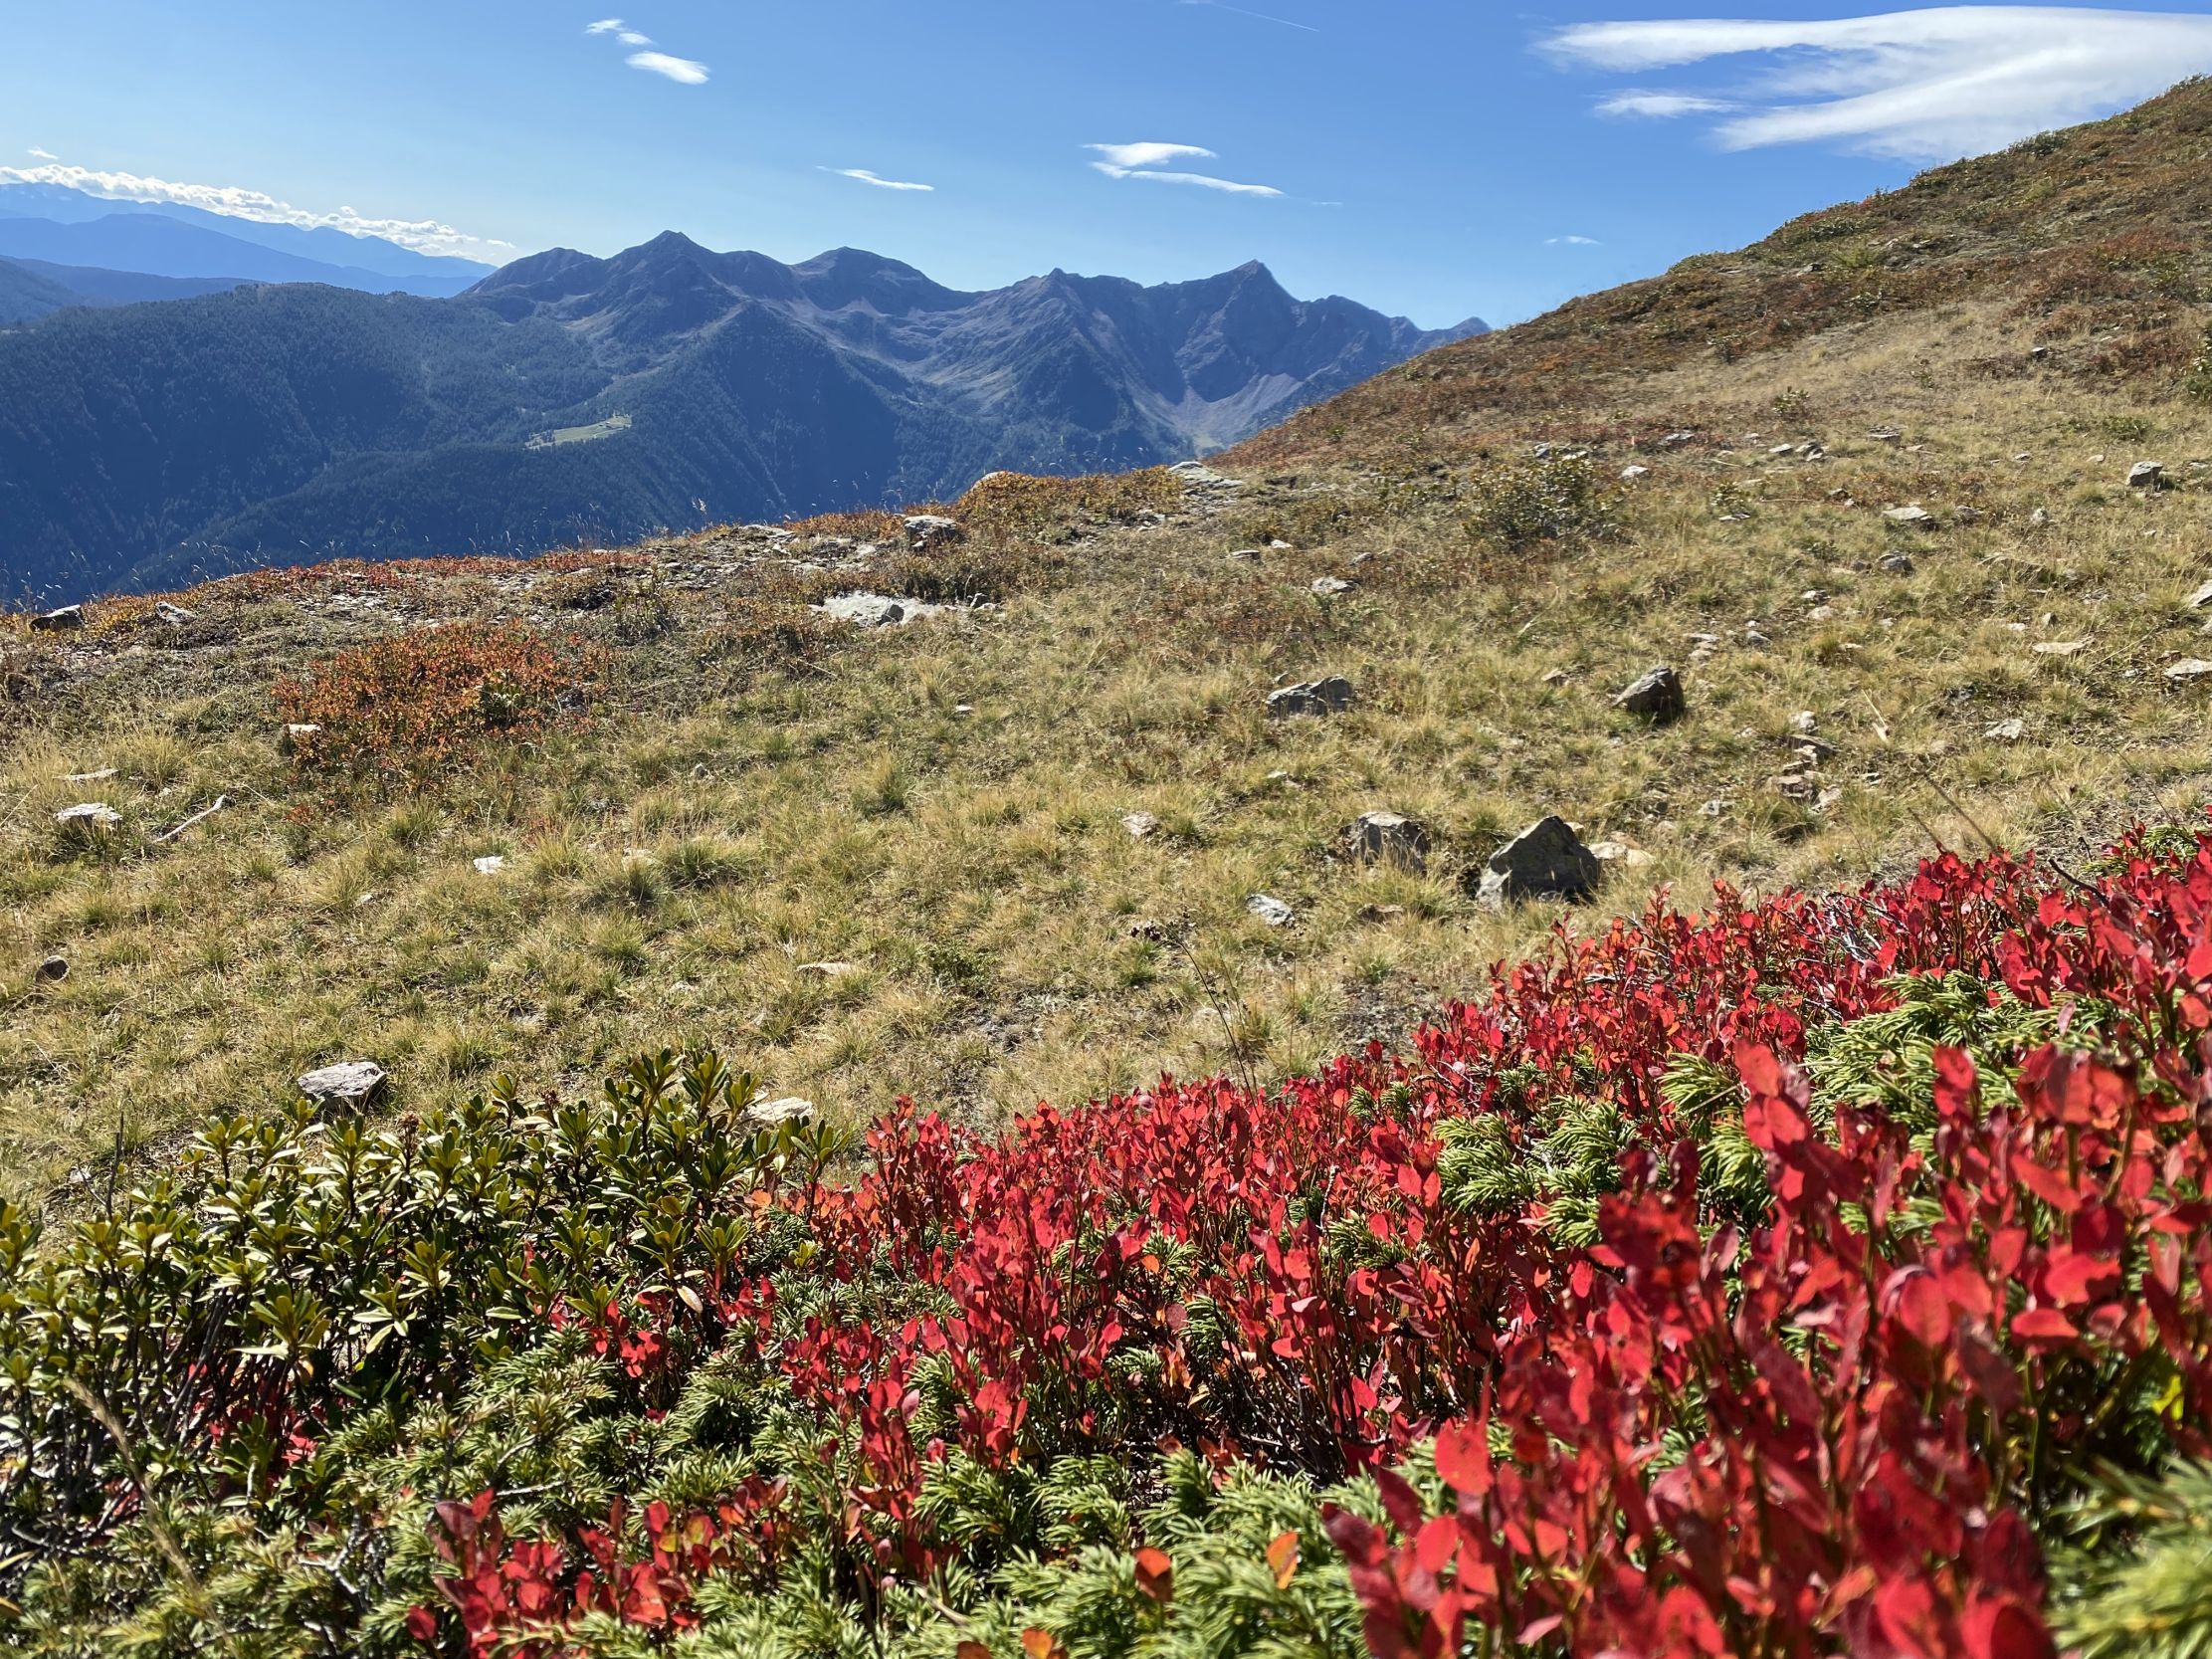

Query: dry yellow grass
[{"left": 7, "top": 217, "right": 2212, "bottom": 1204}]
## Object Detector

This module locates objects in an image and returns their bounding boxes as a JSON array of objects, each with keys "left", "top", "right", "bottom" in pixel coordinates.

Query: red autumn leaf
[
  {"left": 404, "top": 1605, "right": 438, "bottom": 1644},
  {"left": 1134, "top": 1546, "right": 1174, "bottom": 1603},
  {"left": 1963, "top": 1595, "right": 2058, "bottom": 1659},
  {"left": 956, "top": 1644, "right": 994, "bottom": 1659},
  {"left": 2011, "top": 1307, "right": 2080, "bottom": 1343},
  {"left": 1267, "top": 1529, "right": 1301, "bottom": 1588}
]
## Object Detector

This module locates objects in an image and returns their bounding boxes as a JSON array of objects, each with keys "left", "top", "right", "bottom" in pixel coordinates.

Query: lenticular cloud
[{"left": 1545, "top": 6, "right": 2212, "bottom": 159}]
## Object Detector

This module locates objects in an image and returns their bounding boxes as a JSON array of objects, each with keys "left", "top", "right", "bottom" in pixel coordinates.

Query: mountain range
[
  {"left": 0, "top": 230, "right": 1483, "bottom": 602},
  {"left": 0, "top": 182, "right": 494, "bottom": 297}
]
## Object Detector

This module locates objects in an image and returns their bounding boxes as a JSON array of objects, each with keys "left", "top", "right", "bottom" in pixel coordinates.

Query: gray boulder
[
  {"left": 1247, "top": 894, "right": 1296, "bottom": 927},
  {"left": 1476, "top": 816, "right": 1602, "bottom": 908},
  {"left": 1266, "top": 677, "right": 1356, "bottom": 719},
  {"left": 1613, "top": 665, "right": 1687, "bottom": 724},
  {"left": 2128, "top": 461, "right": 2166, "bottom": 490},
  {"left": 1347, "top": 811, "right": 1429, "bottom": 873},
  {"left": 905, "top": 515, "right": 962, "bottom": 550},
  {"left": 54, "top": 802, "right": 121, "bottom": 830},
  {"left": 30, "top": 604, "right": 84, "bottom": 632}
]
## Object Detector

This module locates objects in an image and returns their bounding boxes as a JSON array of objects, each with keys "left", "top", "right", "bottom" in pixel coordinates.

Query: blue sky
[{"left": 7, "top": 3, "right": 2212, "bottom": 326}]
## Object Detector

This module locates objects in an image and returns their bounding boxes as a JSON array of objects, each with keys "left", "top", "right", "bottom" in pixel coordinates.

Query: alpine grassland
[{"left": 15, "top": 77, "right": 2212, "bottom": 1659}]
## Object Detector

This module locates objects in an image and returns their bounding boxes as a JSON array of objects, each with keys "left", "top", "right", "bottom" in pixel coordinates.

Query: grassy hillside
[{"left": 11, "top": 80, "right": 2212, "bottom": 1658}]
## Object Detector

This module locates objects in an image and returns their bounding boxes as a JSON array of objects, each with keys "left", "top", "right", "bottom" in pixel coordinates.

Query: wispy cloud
[
  {"left": 586, "top": 16, "right": 706, "bottom": 84},
  {"left": 1087, "top": 141, "right": 1218, "bottom": 170},
  {"left": 1543, "top": 6, "right": 2212, "bottom": 160},
  {"left": 26, "top": 146, "right": 56, "bottom": 161},
  {"left": 1178, "top": 0, "right": 1319, "bottom": 32},
  {"left": 1084, "top": 141, "right": 1284, "bottom": 197},
  {"left": 826, "top": 167, "right": 935, "bottom": 192},
  {"left": 1595, "top": 91, "right": 1737, "bottom": 119},
  {"left": 626, "top": 49, "right": 708, "bottom": 84},
  {"left": 0, "top": 161, "right": 509, "bottom": 259},
  {"left": 1546, "top": 234, "right": 1602, "bottom": 246}
]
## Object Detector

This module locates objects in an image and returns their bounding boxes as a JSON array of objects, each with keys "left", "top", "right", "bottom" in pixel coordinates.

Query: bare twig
[{"left": 152, "top": 793, "right": 231, "bottom": 845}]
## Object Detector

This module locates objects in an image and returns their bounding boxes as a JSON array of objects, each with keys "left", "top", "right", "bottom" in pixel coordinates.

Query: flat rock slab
[
  {"left": 1247, "top": 894, "right": 1296, "bottom": 927},
  {"left": 54, "top": 802, "right": 121, "bottom": 829},
  {"left": 298, "top": 1060, "right": 387, "bottom": 1108},
  {"left": 1477, "top": 815, "right": 1602, "bottom": 908}
]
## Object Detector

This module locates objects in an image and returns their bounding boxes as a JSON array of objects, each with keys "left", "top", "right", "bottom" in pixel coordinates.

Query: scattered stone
[
  {"left": 1620, "top": 465, "right": 1651, "bottom": 481},
  {"left": 64, "top": 766, "right": 116, "bottom": 783},
  {"left": 1478, "top": 816, "right": 1601, "bottom": 908},
  {"left": 1587, "top": 839, "right": 1654, "bottom": 869},
  {"left": 1266, "top": 676, "right": 1356, "bottom": 718},
  {"left": 1790, "top": 711, "right": 1819, "bottom": 734},
  {"left": 1880, "top": 551, "right": 1915, "bottom": 573},
  {"left": 2033, "top": 641, "right": 2089, "bottom": 656},
  {"left": 1815, "top": 787, "right": 1846, "bottom": 813},
  {"left": 1355, "top": 903, "right": 1407, "bottom": 924},
  {"left": 2164, "top": 658, "right": 2212, "bottom": 682},
  {"left": 2188, "top": 579, "right": 2212, "bottom": 609},
  {"left": 1310, "top": 576, "right": 1355, "bottom": 597},
  {"left": 1952, "top": 506, "right": 1983, "bottom": 525},
  {"left": 1743, "top": 628, "right": 1773, "bottom": 648},
  {"left": 1808, "top": 604, "right": 1838, "bottom": 623},
  {"left": 1269, "top": 538, "right": 1294, "bottom": 551},
  {"left": 796, "top": 961, "right": 860, "bottom": 980},
  {"left": 1699, "top": 799, "right": 1729, "bottom": 817},
  {"left": 2030, "top": 509, "right": 2051, "bottom": 527},
  {"left": 1869, "top": 427, "right": 1903, "bottom": 444},
  {"left": 1612, "top": 665, "right": 1687, "bottom": 724},
  {"left": 1540, "top": 668, "right": 1570, "bottom": 686},
  {"left": 1986, "top": 719, "right": 2027, "bottom": 742},
  {"left": 54, "top": 802, "right": 121, "bottom": 830},
  {"left": 1884, "top": 505, "right": 1933, "bottom": 527},
  {"left": 1247, "top": 894, "right": 1296, "bottom": 927},
  {"left": 904, "top": 514, "right": 962, "bottom": 550},
  {"left": 154, "top": 601, "right": 196, "bottom": 624},
  {"left": 36, "top": 954, "right": 68, "bottom": 983},
  {"left": 29, "top": 604, "right": 84, "bottom": 632},
  {"left": 1229, "top": 547, "right": 1264, "bottom": 561},
  {"left": 297, "top": 1060, "right": 387, "bottom": 1109},
  {"left": 747, "top": 1096, "right": 815, "bottom": 1130},
  {"left": 2127, "top": 461, "right": 2166, "bottom": 490},
  {"left": 280, "top": 723, "right": 321, "bottom": 755},
  {"left": 1770, "top": 443, "right": 1796, "bottom": 457},
  {"left": 1121, "top": 812, "right": 1160, "bottom": 839},
  {"left": 1347, "top": 811, "right": 1430, "bottom": 873},
  {"left": 473, "top": 855, "right": 506, "bottom": 876},
  {"left": 1660, "top": 431, "right": 1697, "bottom": 448}
]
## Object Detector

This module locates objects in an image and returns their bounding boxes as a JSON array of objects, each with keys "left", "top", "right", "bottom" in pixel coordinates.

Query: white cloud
[
  {"left": 585, "top": 17, "right": 623, "bottom": 33},
  {"left": 618, "top": 29, "right": 653, "bottom": 45},
  {"left": 627, "top": 50, "right": 708, "bottom": 84},
  {"left": 1595, "top": 91, "right": 1737, "bottom": 119},
  {"left": 1085, "top": 141, "right": 1217, "bottom": 170},
  {"left": 1084, "top": 142, "right": 1282, "bottom": 197},
  {"left": 1090, "top": 162, "right": 1284, "bottom": 196},
  {"left": 1543, "top": 7, "right": 2212, "bottom": 160},
  {"left": 0, "top": 161, "right": 510, "bottom": 260},
  {"left": 1546, "top": 234, "right": 1603, "bottom": 246},
  {"left": 827, "top": 167, "right": 935, "bottom": 192},
  {"left": 26, "top": 146, "right": 56, "bottom": 161}
]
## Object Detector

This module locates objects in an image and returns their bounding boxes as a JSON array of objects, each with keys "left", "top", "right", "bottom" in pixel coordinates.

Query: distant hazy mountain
[
  {"left": 0, "top": 232, "right": 1485, "bottom": 601},
  {"left": 0, "top": 255, "right": 251, "bottom": 323},
  {"left": 0, "top": 183, "right": 494, "bottom": 297}
]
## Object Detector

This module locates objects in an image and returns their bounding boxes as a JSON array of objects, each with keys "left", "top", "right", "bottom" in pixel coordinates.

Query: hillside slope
[
  {"left": 13, "top": 75, "right": 2212, "bottom": 1659},
  {"left": 0, "top": 238, "right": 1479, "bottom": 603}
]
